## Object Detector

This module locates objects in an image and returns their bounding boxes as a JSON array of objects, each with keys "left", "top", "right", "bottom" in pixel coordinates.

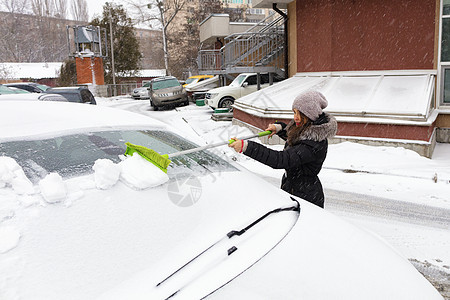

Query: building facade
[{"left": 230, "top": 0, "right": 450, "bottom": 157}]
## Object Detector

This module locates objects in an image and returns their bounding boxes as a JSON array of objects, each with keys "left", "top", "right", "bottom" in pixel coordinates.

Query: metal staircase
[{"left": 198, "top": 13, "right": 286, "bottom": 78}]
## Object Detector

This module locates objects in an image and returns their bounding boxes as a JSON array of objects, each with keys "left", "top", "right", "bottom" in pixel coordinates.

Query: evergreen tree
[
  {"left": 57, "top": 59, "right": 77, "bottom": 86},
  {"left": 91, "top": 3, "right": 142, "bottom": 84}
]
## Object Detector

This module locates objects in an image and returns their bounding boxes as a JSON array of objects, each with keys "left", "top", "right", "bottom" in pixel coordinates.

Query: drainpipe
[{"left": 273, "top": 3, "right": 288, "bottom": 79}]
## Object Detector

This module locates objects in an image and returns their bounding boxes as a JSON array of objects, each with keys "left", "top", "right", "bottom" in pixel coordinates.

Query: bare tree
[
  {"left": 71, "top": 0, "right": 89, "bottom": 22},
  {"left": 54, "top": 0, "right": 68, "bottom": 19},
  {"left": 127, "top": 0, "right": 186, "bottom": 75},
  {"left": 0, "top": 0, "right": 29, "bottom": 14},
  {"left": 31, "top": 0, "right": 55, "bottom": 17},
  {"left": 0, "top": 63, "right": 15, "bottom": 81}
]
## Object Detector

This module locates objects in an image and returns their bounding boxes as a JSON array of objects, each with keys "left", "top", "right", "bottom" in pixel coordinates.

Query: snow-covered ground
[{"left": 97, "top": 96, "right": 450, "bottom": 295}]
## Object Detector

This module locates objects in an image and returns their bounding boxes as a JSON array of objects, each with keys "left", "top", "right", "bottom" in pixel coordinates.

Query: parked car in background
[
  {"left": 0, "top": 84, "right": 29, "bottom": 95},
  {"left": 0, "top": 85, "right": 67, "bottom": 102},
  {"left": 148, "top": 76, "right": 188, "bottom": 111},
  {"left": 44, "top": 87, "right": 96, "bottom": 104},
  {"left": 131, "top": 82, "right": 151, "bottom": 100},
  {"left": 183, "top": 75, "right": 214, "bottom": 88},
  {"left": 0, "top": 101, "right": 442, "bottom": 299},
  {"left": 5, "top": 82, "right": 50, "bottom": 93},
  {"left": 185, "top": 76, "right": 220, "bottom": 102},
  {"left": 206, "top": 73, "right": 284, "bottom": 109}
]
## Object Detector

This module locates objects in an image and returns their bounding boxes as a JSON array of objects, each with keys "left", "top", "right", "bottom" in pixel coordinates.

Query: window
[
  {"left": 440, "top": 0, "right": 450, "bottom": 105},
  {"left": 245, "top": 75, "right": 257, "bottom": 85}
]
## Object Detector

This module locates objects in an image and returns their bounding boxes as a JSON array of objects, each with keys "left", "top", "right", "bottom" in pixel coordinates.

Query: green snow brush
[{"left": 124, "top": 130, "right": 272, "bottom": 173}]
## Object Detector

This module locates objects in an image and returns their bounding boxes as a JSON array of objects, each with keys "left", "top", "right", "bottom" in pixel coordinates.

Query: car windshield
[
  {"left": 8, "top": 87, "right": 29, "bottom": 93},
  {"left": 143, "top": 82, "right": 151, "bottom": 88},
  {"left": 36, "top": 83, "right": 50, "bottom": 91},
  {"left": 0, "top": 130, "right": 236, "bottom": 183},
  {"left": 0, "top": 85, "right": 21, "bottom": 94},
  {"left": 185, "top": 78, "right": 199, "bottom": 85},
  {"left": 152, "top": 79, "right": 180, "bottom": 90},
  {"left": 230, "top": 74, "right": 247, "bottom": 87}
]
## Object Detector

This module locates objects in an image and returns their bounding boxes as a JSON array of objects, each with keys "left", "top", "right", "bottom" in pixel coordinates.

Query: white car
[
  {"left": 0, "top": 101, "right": 442, "bottom": 299},
  {"left": 205, "top": 73, "right": 283, "bottom": 109}
]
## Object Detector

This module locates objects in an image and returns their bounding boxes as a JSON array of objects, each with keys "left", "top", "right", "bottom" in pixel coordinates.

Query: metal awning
[{"left": 233, "top": 70, "right": 436, "bottom": 124}]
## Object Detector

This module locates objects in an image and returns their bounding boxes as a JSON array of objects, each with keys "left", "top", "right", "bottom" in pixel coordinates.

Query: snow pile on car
[{"left": 93, "top": 154, "right": 169, "bottom": 190}]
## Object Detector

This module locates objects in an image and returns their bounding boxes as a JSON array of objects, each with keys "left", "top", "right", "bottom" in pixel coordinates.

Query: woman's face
[{"left": 293, "top": 109, "right": 307, "bottom": 126}]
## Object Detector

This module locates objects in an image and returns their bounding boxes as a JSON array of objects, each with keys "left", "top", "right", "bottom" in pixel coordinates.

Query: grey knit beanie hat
[{"left": 292, "top": 90, "right": 328, "bottom": 121}]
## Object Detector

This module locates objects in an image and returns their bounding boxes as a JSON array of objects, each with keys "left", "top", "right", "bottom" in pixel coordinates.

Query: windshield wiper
[{"left": 157, "top": 198, "right": 300, "bottom": 293}]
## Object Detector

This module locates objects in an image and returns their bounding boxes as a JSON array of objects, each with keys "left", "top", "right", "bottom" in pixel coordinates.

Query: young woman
[{"left": 229, "top": 90, "right": 337, "bottom": 208}]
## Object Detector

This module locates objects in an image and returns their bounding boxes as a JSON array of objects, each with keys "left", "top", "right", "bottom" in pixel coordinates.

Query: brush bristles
[{"left": 124, "top": 142, "right": 172, "bottom": 173}]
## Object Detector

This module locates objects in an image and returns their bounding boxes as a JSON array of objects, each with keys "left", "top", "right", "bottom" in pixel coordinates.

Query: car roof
[
  {"left": 151, "top": 76, "right": 178, "bottom": 82},
  {"left": 187, "top": 75, "right": 213, "bottom": 79},
  {"left": 46, "top": 87, "right": 87, "bottom": 92},
  {"left": 5, "top": 82, "right": 37, "bottom": 86},
  {"left": 0, "top": 101, "right": 167, "bottom": 140}
]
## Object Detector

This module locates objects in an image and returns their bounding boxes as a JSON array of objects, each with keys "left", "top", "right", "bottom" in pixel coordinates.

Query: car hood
[
  {"left": 2, "top": 168, "right": 297, "bottom": 299},
  {"left": 0, "top": 101, "right": 167, "bottom": 140},
  {"left": 0, "top": 93, "right": 39, "bottom": 101},
  {"left": 153, "top": 86, "right": 183, "bottom": 93}
]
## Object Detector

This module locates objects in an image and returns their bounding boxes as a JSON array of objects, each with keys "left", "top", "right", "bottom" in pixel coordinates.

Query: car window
[
  {"left": 57, "top": 93, "right": 79, "bottom": 102},
  {"left": 152, "top": 79, "right": 181, "bottom": 90},
  {"left": 245, "top": 75, "right": 257, "bottom": 85},
  {"left": 143, "top": 82, "right": 151, "bottom": 88},
  {"left": 230, "top": 75, "right": 247, "bottom": 87},
  {"left": 0, "top": 130, "right": 236, "bottom": 183},
  {"left": 80, "top": 90, "right": 92, "bottom": 103},
  {"left": 0, "top": 85, "right": 20, "bottom": 94},
  {"left": 185, "top": 78, "right": 198, "bottom": 85},
  {"left": 36, "top": 84, "right": 50, "bottom": 91}
]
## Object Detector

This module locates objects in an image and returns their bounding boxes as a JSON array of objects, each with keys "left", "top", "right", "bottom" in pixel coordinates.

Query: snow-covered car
[
  {"left": 5, "top": 82, "right": 50, "bottom": 93},
  {"left": 0, "top": 84, "right": 29, "bottom": 95},
  {"left": 131, "top": 82, "right": 151, "bottom": 99},
  {"left": 1, "top": 84, "right": 62, "bottom": 101},
  {"left": 0, "top": 101, "right": 442, "bottom": 299},
  {"left": 183, "top": 75, "right": 214, "bottom": 87},
  {"left": 205, "top": 73, "right": 283, "bottom": 109}
]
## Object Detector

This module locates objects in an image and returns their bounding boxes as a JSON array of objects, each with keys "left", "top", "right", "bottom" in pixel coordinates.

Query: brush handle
[{"left": 168, "top": 130, "right": 272, "bottom": 158}]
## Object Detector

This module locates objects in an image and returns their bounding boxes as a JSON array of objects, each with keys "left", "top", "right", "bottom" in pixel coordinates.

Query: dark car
[
  {"left": 148, "top": 76, "right": 188, "bottom": 110},
  {"left": 44, "top": 87, "right": 96, "bottom": 104},
  {"left": 6, "top": 82, "right": 50, "bottom": 93}
]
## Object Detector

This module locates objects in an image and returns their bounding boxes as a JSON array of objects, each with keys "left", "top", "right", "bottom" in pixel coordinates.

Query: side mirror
[{"left": 242, "top": 82, "right": 249, "bottom": 87}]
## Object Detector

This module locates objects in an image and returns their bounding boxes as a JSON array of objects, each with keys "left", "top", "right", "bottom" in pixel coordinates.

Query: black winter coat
[{"left": 243, "top": 113, "right": 337, "bottom": 208}]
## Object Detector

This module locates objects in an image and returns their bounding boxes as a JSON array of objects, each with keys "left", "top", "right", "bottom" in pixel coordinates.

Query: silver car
[{"left": 131, "top": 82, "right": 151, "bottom": 100}]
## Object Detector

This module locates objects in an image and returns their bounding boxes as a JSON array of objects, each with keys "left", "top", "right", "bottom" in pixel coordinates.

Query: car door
[{"left": 240, "top": 75, "right": 259, "bottom": 98}]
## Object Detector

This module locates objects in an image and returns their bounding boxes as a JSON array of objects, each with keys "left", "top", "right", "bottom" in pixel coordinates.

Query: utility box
[{"left": 67, "top": 25, "right": 107, "bottom": 87}]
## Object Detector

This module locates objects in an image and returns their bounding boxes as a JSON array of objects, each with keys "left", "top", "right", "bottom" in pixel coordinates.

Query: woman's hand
[
  {"left": 228, "top": 138, "right": 243, "bottom": 153},
  {"left": 265, "top": 124, "right": 277, "bottom": 138}
]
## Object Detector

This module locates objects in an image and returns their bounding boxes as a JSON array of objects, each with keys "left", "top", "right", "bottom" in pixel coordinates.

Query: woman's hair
[{"left": 287, "top": 111, "right": 312, "bottom": 146}]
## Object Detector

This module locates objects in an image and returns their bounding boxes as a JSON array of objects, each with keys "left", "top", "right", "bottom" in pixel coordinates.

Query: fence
[{"left": 106, "top": 83, "right": 142, "bottom": 97}]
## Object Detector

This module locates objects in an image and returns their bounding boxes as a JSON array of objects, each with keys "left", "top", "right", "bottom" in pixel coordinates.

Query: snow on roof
[
  {"left": 234, "top": 70, "right": 436, "bottom": 124},
  {"left": 0, "top": 62, "right": 63, "bottom": 79},
  {"left": 136, "top": 69, "right": 166, "bottom": 77}
]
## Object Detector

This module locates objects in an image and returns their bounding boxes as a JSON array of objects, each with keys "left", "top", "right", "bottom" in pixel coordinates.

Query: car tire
[
  {"left": 153, "top": 105, "right": 159, "bottom": 111},
  {"left": 219, "top": 97, "right": 234, "bottom": 109}
]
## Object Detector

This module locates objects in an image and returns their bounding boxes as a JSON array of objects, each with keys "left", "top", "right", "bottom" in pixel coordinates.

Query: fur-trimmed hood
[{"left": 285, "top": 113, "right": 337, "bottom": 145}]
